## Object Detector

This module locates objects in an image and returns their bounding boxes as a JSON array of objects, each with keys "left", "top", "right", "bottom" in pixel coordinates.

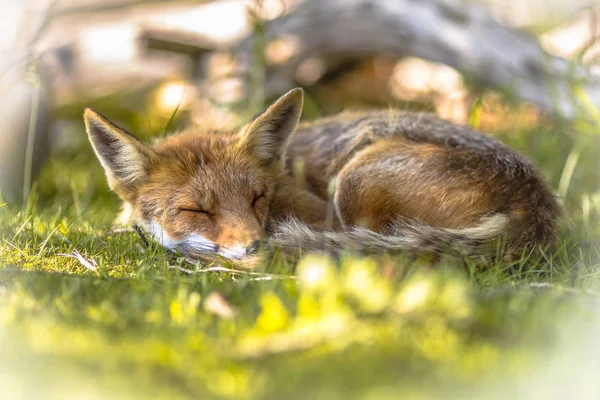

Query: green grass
[{"left": 1, "top": 103, "right": 600, "bottom": 400}]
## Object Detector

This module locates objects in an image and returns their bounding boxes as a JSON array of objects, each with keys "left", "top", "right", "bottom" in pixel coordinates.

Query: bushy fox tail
[{"left": 269, "top": 214, "right": 511, "bottom": 258}]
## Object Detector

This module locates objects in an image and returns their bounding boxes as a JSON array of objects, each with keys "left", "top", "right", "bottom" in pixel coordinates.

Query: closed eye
[
  {"left": 252, "top": 193, "right": 265, "bottom": 207},
  {"left": 179, "top": 208, "right": 213, "bottom": 216}
]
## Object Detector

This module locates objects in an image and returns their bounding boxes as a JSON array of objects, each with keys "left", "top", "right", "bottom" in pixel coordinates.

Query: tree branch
[{"left": 236, "top": 0, "right": 600, "bottom": 120}]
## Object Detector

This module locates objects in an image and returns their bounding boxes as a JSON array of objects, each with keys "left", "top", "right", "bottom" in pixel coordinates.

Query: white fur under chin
[
  {"left": 143, "top": 220, "right": 247, "bottom": 259},
  {"left": 144, "top": 220, "right": 180, "bottom": 250},
  {"left": 183, "top": 233, "right": 219, "bottom": 251},
  {"left": 144, "top": 221, "right": 215, "bottom": 252}
]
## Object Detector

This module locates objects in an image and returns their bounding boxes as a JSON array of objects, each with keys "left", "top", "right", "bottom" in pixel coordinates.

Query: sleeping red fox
[{"left": 84, "top": 88, "right": 560, "bottom": 266}]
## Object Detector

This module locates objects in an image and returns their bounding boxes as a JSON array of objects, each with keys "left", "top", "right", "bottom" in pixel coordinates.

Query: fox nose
[{"left": 246, "top": 240, "right": 260, "bottom": 255}]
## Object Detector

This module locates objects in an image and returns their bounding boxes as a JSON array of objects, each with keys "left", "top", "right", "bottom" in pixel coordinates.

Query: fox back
[{"left": 275, "top": 109, "right": 560, "bottom": 258}]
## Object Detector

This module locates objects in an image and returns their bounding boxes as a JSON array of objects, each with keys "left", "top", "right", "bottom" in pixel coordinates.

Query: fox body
[{"left": 84, "top": 88, "right": 560, "bottom": 266}]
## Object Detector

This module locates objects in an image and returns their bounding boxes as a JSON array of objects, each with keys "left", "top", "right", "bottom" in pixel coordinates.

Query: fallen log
[{"left": 236, "top": 0, "right": 600, "bottom": 120}]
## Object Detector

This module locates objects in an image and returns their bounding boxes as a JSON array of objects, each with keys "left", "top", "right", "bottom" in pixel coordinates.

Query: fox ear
[
  {"left": 239, "top": 88, "right": 304, "bottom": 167},
  {"left": 83, "top": 109, "right": 154, "bottom": 191}
]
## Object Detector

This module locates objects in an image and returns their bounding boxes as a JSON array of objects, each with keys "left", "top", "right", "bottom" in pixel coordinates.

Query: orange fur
[{"left": 84, "top": 89, "right": 560, "bottom": 266}]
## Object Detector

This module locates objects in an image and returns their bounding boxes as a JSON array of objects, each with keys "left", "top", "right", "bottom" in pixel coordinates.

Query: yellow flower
[{"left": 255, "top": 292, "right": 290, "bottom": 333}]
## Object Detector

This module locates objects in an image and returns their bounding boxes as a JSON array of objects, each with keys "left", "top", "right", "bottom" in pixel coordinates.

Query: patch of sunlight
[
  {"left": 394, "top": 276, "right": 433, "bottom": 314},
  {"left": 153, "top": 81, "right": 198, "bottom": 114},
  {"left": 170, "top": 289, "right": 202, "bottom": 325},
  {"left": 81, "top": 24, "right": 137, "bottom": 64},
  {"left": 342, "top": 257, "right": 392, "bottom": 313},
  {"left": 296, "top": 254, "right": 337, "bottom": 292}
]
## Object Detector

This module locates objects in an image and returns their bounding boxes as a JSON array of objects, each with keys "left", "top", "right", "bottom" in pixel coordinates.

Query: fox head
[{"left": 84, "top": 88, "right": 304, "bottom": 265}]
